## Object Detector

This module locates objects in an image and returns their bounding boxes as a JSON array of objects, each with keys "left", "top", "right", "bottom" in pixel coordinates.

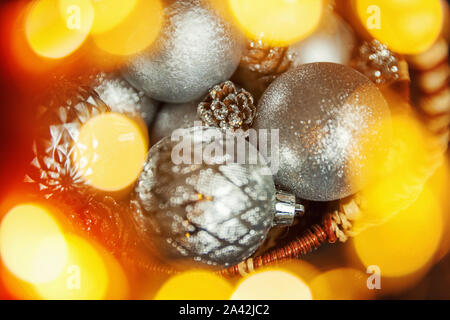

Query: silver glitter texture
[
  {"left": 253, "top": 63, "right": 391, "bottom": 201},
  {"left": 123, "top": 0, "right": 244, "bottom": 103},
  {"left": 354, "top": 40, "right": 400, "bottom": 85},
  {"left": 132, "top": 127, "right": 275, "bottom": 269},
  {"left": 198, "top": 81, "right": 256, "bottom": 131},
  {"left": 92, "top": 72, "right": 159, "bottom": 125}
]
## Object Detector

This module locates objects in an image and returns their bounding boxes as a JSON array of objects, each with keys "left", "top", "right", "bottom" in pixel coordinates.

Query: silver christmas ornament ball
[
  {"left": 253, "top": 63, "right": 391, "bottom": 201},
  {"left": 92, "top": 72, "right": 159, "bottom": 125},
  {"left": 150, "top": 100, "right": 200, "bottom": 145},
  {"left": 132, "top": 126, "right": 276, "bottom": 269},
  {"left": 123, "top": 0, "right": 244, "bottom": 103},
  {"left": 288, "top": 11, "right": 356, "bottom": 66}
]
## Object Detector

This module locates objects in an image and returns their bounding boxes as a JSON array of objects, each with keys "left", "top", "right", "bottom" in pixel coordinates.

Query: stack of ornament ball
[
  {"left": 28, "top": 0, "right": 448, "bottom": 273},
  {"left": 120, "top": 1, "right": 396, "bottom": 270},
  {"left": 130, "top": 62, "right": 391, "bottom": 269}
]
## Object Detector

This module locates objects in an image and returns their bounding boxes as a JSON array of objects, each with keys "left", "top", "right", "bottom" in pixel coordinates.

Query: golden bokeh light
[
  {"left": 354, "top": 0, "right": 443, "bottom": 54},
  {"left": 231, "top": 269, "right": 312, "bottom": 300},
  {"left": 92, "top": 0, "right": 163, "bottom": 56},
  {"left": 89, "top": 0, "right": 137, "bottom": 35},
  {"left": 227, "top": 0, "right": 323, "bottom": 47},
  {"left": 34, "top": 234, "right": 109, "bottom": 300},
  {"left": 353, "top": 186, "right": 443, "bottom": 278},
  {"left": 154, "top": 270, "right": 233, "bottom": 300},
  {"left": 354, "top": 114, "right": 441, "bottom": 234},
  {"left": 310, "top": 268, "right": 374, "bottom": 300},
  {"left": 25, "top": 0, "right": 94, "bottom": 59},
  {"left": 0, "top": 203, "right": 68, "bottom": 284},
  {"left": 73, "top": 112, "right": 148, "bottom": 192}
]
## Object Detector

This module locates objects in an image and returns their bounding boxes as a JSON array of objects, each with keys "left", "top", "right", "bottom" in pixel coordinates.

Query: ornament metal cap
[{"left": 273, "top": 191, "right": 305, "bottom": 226}]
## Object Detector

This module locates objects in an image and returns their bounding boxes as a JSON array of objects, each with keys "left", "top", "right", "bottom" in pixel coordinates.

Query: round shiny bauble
[
  {"left": 149, "top": 100, "right": 200, "bottom": 146},
  {"left": 132, "top": 126, "right": 276, "bottom": 269},
  {"left": 288, "top": 11, "right": 356, "bottom": 66},
  {"left": 123, "top": 0, "right": 244, "bottom": 103},
  {"left": 253, "top": 63, "right": 391, "bottom": 201},
  {"left": 92, "top": 72, "right": 159, "bottom": 125}
]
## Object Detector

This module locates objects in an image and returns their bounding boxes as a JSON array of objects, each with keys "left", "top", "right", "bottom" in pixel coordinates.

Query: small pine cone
[
  {"left": 198, "top": 81, "right": 256, "bottom": 131},
  {"left": 232, "top": 40, "right": 293, "bottom": 99},
  {"left": 353, "top": 40, "right": 401, "bottom": 85},
  {"left": 241, "top": 40, "right": 292, "bottom": 77}
]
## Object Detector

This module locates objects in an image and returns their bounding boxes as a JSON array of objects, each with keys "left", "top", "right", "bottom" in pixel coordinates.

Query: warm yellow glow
[
  {"left": 73, "top": 112, "right": 148, "bottom": 192},
  {"left": 228, "top": 0, "right": 323, "bottom": 46},
  {"left": 34, "top": 234, "right": 109, "bottom": 300},
  {"left": 0, "top": 204, "right": 68, "bottom": 284},
  {"left": 231, "top": 269, "right": 312, "bottom": 300},
  {"left": 310, "top": 268, "right": 374, "bottom": 300},
  {"left": 89, "top": 0, "right": 137, "bottom": 34},
  {"left": 354, "top": 0, "right": 443, "bottom": 54},
  {"left": 92, "top": 0, "right": 163, "bottom": 56},
  {"left": 25, "top": 0, "right": 94, "bottom": 59},
  {"left": 354, "top": 114, "right": 440, "bottom": 234},
  {"left": 353, "top": 186, "right": 443, "bottom": 278},
  {"left": 154, "top": 270, "right": 233, "bottom": 300}
]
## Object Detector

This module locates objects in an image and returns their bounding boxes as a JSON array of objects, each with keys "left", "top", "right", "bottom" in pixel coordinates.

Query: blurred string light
[
  {"left": 353, "top": 186, "right": 443, "bottom": 278},
  {"left": 34, "top": 234, "right": 109, "bottom": 300},
  {"left": 25, "top": 0, "right": 94, "bottom": 59},
  {"left": 230, "top": 269, "right": 312, "bottom": 300},
  {"left": 0, "top": 203, "right": 68, "bottom": 284},
  {"left": 0, "top": 203, "right": 128, "bottom": 300},
  {"left": 227, "top": 0, "right": 323, "bottom": 47},
  {"left": 352, "top": 113, "right": 441, "bottom": 234},
  {"left": 353, "top": 0, "right": 443, "bottom": 54},
  {"left": 310, "top": 268, "right": 374, "bottom": 300},
  {"left": 154, "top": 270, "right": 233, "bottom": 300},
  {"left": 72, "top": 112, "right": 148, "bottom": 192},
  {"left": 92, "top": 0, "right": 163, "bottom": 56},
  {"left": 89, "top": 0, "right": 137, "bottom": 35}
]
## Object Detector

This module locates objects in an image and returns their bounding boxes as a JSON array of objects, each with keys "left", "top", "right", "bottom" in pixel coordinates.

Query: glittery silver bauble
[
  {"left": 92, "top": 72, "right": 159, "bottom": 125},
  {"left": 150, "top": 100, "right": 200, "bottom": 145},
  {"left": 123, "top": 0, "right": 244, "bottom": 103},
  {"left": 288, "top": 11, "right": 356, "bottom": 66},
  {"left": 132, "top": 126, "right": 275, "bottom": 269},
  {"left": 253, "top": 63, "right": 391, "bottom": 201}
]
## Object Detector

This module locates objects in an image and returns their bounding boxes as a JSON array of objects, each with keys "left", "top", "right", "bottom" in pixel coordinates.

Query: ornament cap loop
[{"left": 273, "top": 191, "right": 305, "bottom": 227}]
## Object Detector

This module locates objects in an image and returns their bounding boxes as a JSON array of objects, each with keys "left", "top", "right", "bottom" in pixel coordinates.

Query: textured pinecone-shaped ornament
[
  {"left": 26, "top": 83, "right": 110, "bottom": 198},
  {"left": 353, "top": 40, "right": 401, "bottom": 85},
  {"left": 232, "top": 40, "right": 293, "bottom": 99},
  {"left": 198, "top": 81, "right": 256, "bottom": 131},
  {"left": 132, "top": 127, "right": 276, "bottom": 269},
  {"left": 25, "top": 78, "right": 141, "bottom": 255}
]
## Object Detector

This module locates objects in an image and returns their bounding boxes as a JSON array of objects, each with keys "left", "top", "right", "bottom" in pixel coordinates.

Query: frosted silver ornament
[
  {"left": 131, "top": 127, "right": 278, "bottom": 269},
  {"left": 92, "top": 72, "right": 159, "bottom": 125},
  {"left": 150, "top": 100, "right": 200, "bottom": 145},
  {"left": 288, "top": 11, "right": 356, "bottom": 66},
  {"left": 253, "top": 63, "right": 391, "bottom": 201},
  {"left": 123, "top": 0, "right": 244, "bottom": 103}
]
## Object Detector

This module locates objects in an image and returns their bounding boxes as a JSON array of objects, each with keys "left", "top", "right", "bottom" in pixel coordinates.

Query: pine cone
[
  {"left": 197, "top": 81, "right": 256, "bottom": 131},
  {"left": 353, "top": 40, "right": 401, "bottom": 85},
  {"left": 231, "top": 40, "right": 293, "bottom": 99},
  {"left": 242, "top": 40, "right": 292, "bottom": 77}
]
